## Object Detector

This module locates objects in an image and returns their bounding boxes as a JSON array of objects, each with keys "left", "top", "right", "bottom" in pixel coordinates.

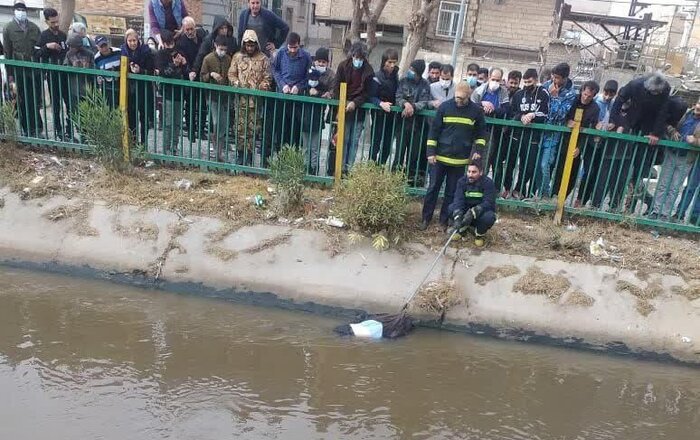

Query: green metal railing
[{"left": 0, "top": 58, "right": 697, "bottom": 233}]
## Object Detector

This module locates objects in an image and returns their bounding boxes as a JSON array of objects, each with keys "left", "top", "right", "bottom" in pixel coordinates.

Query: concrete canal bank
[{"left": 0, "top": 188, "right": 698, "bottom": 365}]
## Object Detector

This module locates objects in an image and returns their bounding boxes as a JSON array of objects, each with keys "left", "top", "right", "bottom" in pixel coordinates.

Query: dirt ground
[{"left": 1, "top": 143, "right": 698, "bottom": 283}]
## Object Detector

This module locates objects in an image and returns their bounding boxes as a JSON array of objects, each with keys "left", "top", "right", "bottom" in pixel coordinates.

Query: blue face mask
[
  {"left": 352, "top": 58, "right": 363, "bottom": 69},
  {"left": 465, "top": 76, "right": 477, "bottom": 88},
  {"left": 406, "top": 71, "right": 416, "bottom": 81}
]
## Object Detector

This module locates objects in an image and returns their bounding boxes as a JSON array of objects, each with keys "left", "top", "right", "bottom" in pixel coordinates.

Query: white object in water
[{"left": 349, "top": 320, "right": 383, "bottom": 339}]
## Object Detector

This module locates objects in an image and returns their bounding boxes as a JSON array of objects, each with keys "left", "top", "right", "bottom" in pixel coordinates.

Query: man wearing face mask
[
  {"left": 200, "top": 35, "right": 232, "bottom": 163},
  {"left": 429, "top": 64, "right": 455, "bottom": 108},
  {"left": 3, "top": 2, "right": 43, "bottom": 137},
  {"left": 394, "top": 59, "right": 432, "bottom": 187},
  {"left": 420, "top": 82, "right": 486, "bottom": 231},
  {"left": 464, "top": 63, "right": 479, "bottom": 89},
  {"left": 506, "top": 68, "right": 549, "bottom": 199},
  {"left": 300, "top": 47, "right": 335, "bottom": 175},
  {"left": 331, "top": 42, "right": 375, "bottom": 174},
  {"left": 38, "top": 8, "right": 69, "bottom": 141},
  {"left": 228, "top": 30, "right": 272, "bottom": 166}
]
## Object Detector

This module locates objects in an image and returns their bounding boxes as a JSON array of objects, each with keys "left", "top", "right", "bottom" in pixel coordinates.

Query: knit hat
[
  {"left": 410, "top": 59, "right": 426, "bottom": 77},
  {"left": 68, "top": 35, "right": 83, "bottom": 49},
  {"left": 315, "top": 47, "right": 329, "bottom": 62}
]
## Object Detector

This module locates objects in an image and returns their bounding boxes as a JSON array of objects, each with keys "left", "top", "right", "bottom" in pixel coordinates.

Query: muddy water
[{"left": 1, "top": 268, "right": 698, "bottom": 440}]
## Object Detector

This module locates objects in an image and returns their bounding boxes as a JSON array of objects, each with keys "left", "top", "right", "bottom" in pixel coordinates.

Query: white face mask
[
  {"left": 488, "top": 80, "right": 500, "bottom": 92},
  {"left": 315, "top": 65, "right": 327, "bottom": 74},
  {"left": 308, "top": 79, "right": 319, "bottom": 88},
  {"left": 14, "top": 10, "right": 27, "bottom": 21},
  {"left": 439, "top": 79, "right": 452, "bottom": 89},
  {"left": 216, "top": 48, "right": 227, "bottom": 57}
]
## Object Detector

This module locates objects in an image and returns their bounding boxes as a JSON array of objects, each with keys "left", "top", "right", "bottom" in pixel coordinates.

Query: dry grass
[
  {"left": 513, "top": 266, "right": 572, "bottom": 301},
  {"left": 474, "top": 265, "right": 521, "bottom": 286},
  {"left": 42, "top": 202, "right": 98, "bottom": 237},
  {"left": 113, "top": 219, "right": 159, "bottom": 241},
  {"left": 243, "top": 232, "right": 292, "bottom": 255},
  {"left": 565, "top": 290, "right": 596, "bottom": 308},
  {"left": 617, "top": 280, "right": 664, "bottom": 317},
  {"left": 672, "top": 283, "right": 700, "bottom": 301},
  {"left": 206, "top": 244, "right": 238, "bottom": 262},
  {"left": 413, "top": 279, "right": 462, "bottom": 315}
]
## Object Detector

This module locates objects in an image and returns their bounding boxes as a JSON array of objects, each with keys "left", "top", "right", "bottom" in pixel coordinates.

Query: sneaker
[
  {"left": 474, "top": 237, "right": 485, "bottom": 248},
  {"left": 511, "top": 190, "right": 522, "bottom": 200},
  {"left": 500, "top": 190, "right": 510, "bottom": 199},
  {"left": 573, "top": 199, "right": 582, "bottom": 208},
  {"left": 418, "top": 220, "right": 430, "bottom": 231}
]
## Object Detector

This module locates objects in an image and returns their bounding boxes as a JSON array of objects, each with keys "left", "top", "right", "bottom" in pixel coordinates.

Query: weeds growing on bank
[{"left": 269, "top": 144, "right": 306, "bottom": 215}]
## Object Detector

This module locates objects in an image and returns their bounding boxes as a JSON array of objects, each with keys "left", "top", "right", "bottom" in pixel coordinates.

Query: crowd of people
[{"left": 1, "top": 0, "right": 698, "bottom": 235}]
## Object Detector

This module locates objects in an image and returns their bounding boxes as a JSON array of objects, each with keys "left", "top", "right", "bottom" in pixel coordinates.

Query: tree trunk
[
  {"left": 363, "top": 0, "right": 390, "bottom": 55},
  {"left": 345, "top": 0, "right": 364, "bottom": 53},
  {"left": 399, "top": 0, "right": 438, "bottom": 74},
  {"left": 59, "top": 0, "right": 76, "bottom": 33}
]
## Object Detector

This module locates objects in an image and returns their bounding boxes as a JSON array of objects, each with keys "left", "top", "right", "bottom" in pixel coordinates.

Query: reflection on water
[{"left": 1, "top": 267, "right": 698, "bottom": 439}]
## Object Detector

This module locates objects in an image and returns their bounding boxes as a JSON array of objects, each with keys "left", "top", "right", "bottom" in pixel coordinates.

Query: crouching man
[{"left": 448, "top": 160, "right": 497, "bottom": 247}]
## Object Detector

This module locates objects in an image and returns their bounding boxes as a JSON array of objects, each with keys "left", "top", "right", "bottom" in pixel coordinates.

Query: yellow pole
[
  {"left": 554, "top": 108, "right": 583, "bottom": 225},
  {"left": 119, "top": 55, "right": 129, "bottom": 162},
  {"left": 334, "top": 82, "right": 348, "bottom": 184}
]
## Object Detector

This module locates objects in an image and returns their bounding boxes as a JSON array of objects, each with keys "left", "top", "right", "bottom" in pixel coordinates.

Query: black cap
[
  {"left": 13, "top": 2, "right": 27, "bottom": 11},
  {"left": 410, "top": 59, "right": 426, "bottom": 77}
]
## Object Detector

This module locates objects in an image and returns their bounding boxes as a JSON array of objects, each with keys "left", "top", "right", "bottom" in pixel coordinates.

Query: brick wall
[
  {"left": 472, "top": 0, "right": 557, "bottom": 50},
  {"left": 315, "top": 0, "right": 411, "bottom": 27},
  {"left": 45, "top": 0, "right": 202, "bottom": 23}
]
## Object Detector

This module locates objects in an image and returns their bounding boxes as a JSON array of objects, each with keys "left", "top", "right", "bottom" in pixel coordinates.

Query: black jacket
[
  {"left": 175, "top": 27, "right": 207, "bottom": 76},
  {"left": 511, "top": 85, "right": 549, "bottom": 122},
  {"left": 567, "top": 95, "right": 600, "bottom": 129},
  {"left": 369, "top": 66, "right": 399, "bottom": 105},
  {"left": 37, "top": 29, "right": 67, "bottom": 64},
  {"left": 157, "top": 48, "right": 188, "bottom": 101},
  {"left": 611, "top": 76, "right": 670, "bottom": 137},
  {"left": 194, "top": 16, "right": 238, "bottom": 76},
  {"left": 427, "top": 99, "right": 487, "bottom": 165},
  {"left": 450, "top": 175, "right": 497, "bottom": 215}
]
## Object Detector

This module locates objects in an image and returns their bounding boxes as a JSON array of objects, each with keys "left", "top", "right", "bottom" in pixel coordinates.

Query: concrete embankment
[{"left": 0, "top": 188, "right": 698, "bottom": 365}]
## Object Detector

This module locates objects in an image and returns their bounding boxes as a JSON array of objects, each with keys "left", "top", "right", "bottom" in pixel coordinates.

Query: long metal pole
[{"left": 451, "top": 0, "right": 469, "bottom": 68}]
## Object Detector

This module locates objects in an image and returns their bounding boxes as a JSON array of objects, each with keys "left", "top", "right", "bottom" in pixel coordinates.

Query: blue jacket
[
  {"left": 272, "top": 47, "right": 312, "bottom": 92},
  {"left": 237, "top": 8, "right": 289, "bottom": 55},
  {"left": 540, "top": 78, "right": 576, "bottom": 150},
  {"left": 595, "top": 95, "right": 614, "bottom": 124},
  {"left": 149, "top": 0, "right": 185, "bottom": 34}
]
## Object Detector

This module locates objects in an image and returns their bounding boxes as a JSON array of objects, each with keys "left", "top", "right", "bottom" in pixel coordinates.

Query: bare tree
[
  {"left": 399, "top": 0, "right": 437, "bottom": 73},
  {"left": 361, "top": 0, "right": 390, "bottom": 54},
  {"left": 59, "top": 0, "right": 76, "bottom": 33},
  {"left": 345, "top": 0, "right": 390, "bottom": 55}
]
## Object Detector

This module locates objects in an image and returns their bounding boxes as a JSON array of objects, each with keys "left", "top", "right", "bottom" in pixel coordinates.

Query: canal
[{"left": 1, "top": 267, "right": 698, "bottom": 439}]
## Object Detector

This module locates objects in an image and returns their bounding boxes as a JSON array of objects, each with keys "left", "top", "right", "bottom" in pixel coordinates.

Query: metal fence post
[
  {"left": 554, "top": 108, "right": 583, "bottom": 225},
  {"left": 334, "top": 82, "right": 348, "bottom": 184},
  {"left": 119, "top": 56, "right": 129, "bottom": 162}
]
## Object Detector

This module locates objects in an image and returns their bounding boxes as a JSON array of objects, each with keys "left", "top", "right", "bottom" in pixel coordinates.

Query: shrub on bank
[
  {"left": 74, "top": 86, "right": 133, "bottom": 172},
  {"left": 334, "top": 162, "right": 408, "bottom": 249},
  {"left": 269, "top": 144, "right": 306, "bottom": 215},
  {"left": 0, "top": 101, "right": 18, "bottom": 141}
]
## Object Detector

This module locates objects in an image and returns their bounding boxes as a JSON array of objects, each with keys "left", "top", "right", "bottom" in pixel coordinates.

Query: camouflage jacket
[{"left": 228, "top": 51, "right": 271, "bottom": 92}]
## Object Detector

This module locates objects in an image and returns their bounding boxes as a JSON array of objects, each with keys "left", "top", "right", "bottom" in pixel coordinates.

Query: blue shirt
[
  {"left": 272, "top": 47, "right": 312, "bottom": 93},
  {"left": 595, "top": 95, "right": 614, "bottom": 124},
  {"left": 483, "top": 89, "right": 500, "bottom": 111},
  {"left": 679, "top": 113, "right": 700, "bottom": 137}
]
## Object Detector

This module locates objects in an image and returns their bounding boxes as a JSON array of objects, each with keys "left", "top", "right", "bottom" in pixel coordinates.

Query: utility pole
[{"left": 450, "top": 0, "right": 469, "bottom": 68}]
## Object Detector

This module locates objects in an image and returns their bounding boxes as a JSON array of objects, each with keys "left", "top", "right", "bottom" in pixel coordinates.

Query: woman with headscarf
[{"left": 121, "top": 29, "right": 155, "bottom": 145}]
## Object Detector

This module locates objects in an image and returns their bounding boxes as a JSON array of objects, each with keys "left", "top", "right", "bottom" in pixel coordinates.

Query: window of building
[{"left": 435, "top": 1, "right": 461, "bottom": 38}]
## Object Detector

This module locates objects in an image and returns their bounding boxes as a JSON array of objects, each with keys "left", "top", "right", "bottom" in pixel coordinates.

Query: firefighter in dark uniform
[
  {"left": 419, "top": 81, "right": 487, "bottom": 230},
  {"left": 449, "top": 160, "right": 497, "bottom": 247}
]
